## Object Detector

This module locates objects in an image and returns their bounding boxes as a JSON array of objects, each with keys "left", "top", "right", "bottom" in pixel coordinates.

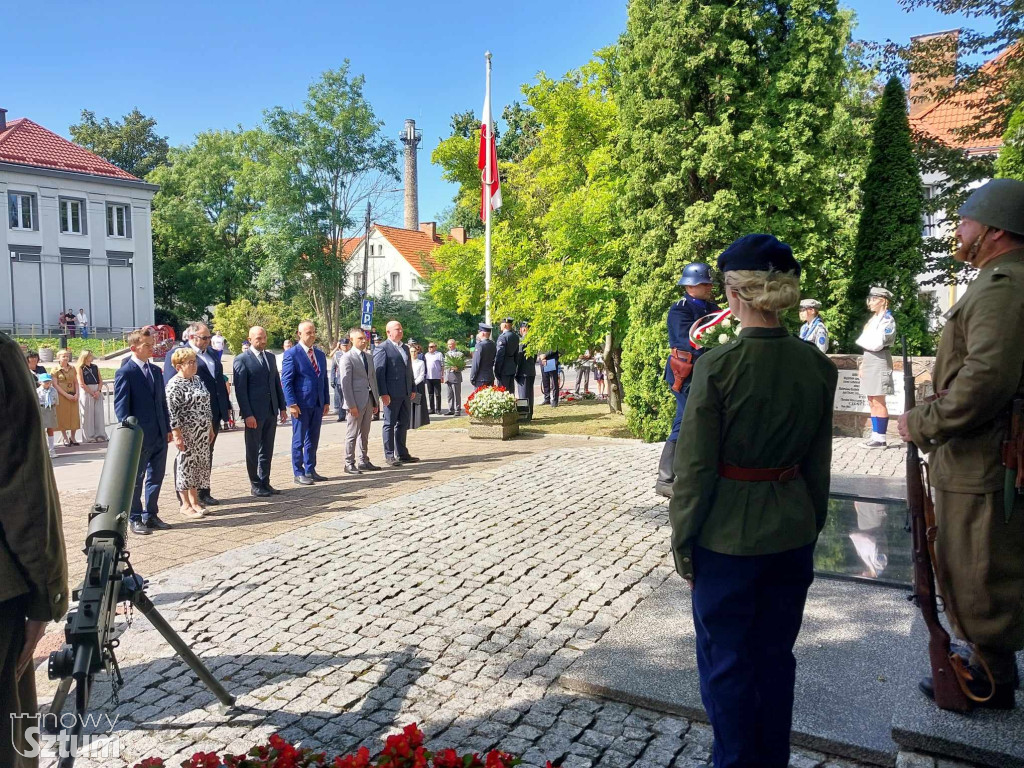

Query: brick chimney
[
  {"left": 419, "top": 221, "right": 437, "bottom": 240},
  {"left": 909, "top": 30, "right": 959, "bottom": 118},
  {"left": 450, "top": 226, "right": 468, "bottom": 244},
  {"left": 400, "top": 119, "right": 422, "bottom": 230}
]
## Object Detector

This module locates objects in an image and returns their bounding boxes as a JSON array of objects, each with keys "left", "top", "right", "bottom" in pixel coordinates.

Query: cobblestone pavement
[{"left": 38, "top": 437, "right": 942, "bottom": 768}]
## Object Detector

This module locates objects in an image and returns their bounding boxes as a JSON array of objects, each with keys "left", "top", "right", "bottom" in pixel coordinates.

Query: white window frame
[
  {"left": 60, "top": 198, "right": 85, "bottom": 234},
  {"left": 390, "top": 272, "right": 401, "bottom": 293},
  {"left": 353, "top": 272, "right": 365, "bottom": 291},
  {"left": 8, "top": 192, "right": 34, "bottom": 230},
  {"left": 922, "top": 185, "right": 937, "bottom": 238},
  {"left": 106, "top": 203, "right": 130, "bottom": 238}
]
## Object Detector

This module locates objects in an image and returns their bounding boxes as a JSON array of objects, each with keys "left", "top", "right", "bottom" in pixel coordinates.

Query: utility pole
[{"left": 361, "top": 201, "right": 371, "bottom": 297}]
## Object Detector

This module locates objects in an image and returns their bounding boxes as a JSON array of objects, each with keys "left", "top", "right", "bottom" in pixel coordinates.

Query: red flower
[
  {"left": 432, "top": 749, "right": 461, "bottom": 768},
  {"left": 485, "top": 751, "right": 518, "bottom": 768},
  {"left": 134, "top": 759, "right": 166, "bottom": 768},
  {"left": 334, "top": 747, "right": 372, "bottom": 768},
  {"left": 403, "top": 723, "right": 425, "bottom": 749},
  {"left": 183, "top": 754, "right": 221, "bottom": 768}
]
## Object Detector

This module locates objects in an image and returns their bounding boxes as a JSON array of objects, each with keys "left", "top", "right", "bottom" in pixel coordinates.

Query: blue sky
[{"left": 2, "top": 0, "right": 992, "bottom": 227}]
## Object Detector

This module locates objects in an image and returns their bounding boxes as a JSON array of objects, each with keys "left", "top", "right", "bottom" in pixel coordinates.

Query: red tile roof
[
  {"left": 341, "top": 224, "right": 444, "bottom": 277},
  {"left": 0, "top": 118, "right": 142, "bottom": 181}
]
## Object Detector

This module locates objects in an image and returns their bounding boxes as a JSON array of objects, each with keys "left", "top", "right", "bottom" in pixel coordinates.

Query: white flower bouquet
[
  {"left": 465, "top": 385, "right": 517, "bottom": 419},
  {"left": 689, "top": 309, "right": 742, "bottom": 350}
]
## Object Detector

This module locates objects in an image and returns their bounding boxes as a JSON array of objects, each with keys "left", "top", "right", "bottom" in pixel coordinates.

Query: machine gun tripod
[{"left": 44, "top": 418, "right": 235, "bottom": 768}]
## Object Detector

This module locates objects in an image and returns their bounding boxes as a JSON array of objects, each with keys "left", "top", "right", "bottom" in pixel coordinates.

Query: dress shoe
[
  {"left": 264, "top": 484, "right": 281, "bottom": 495},
  {"left": 251, "top": 485, "right": 272, "bottom": 498},
  {"left": 145, "top": 515, "right": 172, "bottom": 531},
  {"left": 344, "top": 464, "right": 362, "bottom": 475},
  {"left": 198, "top": 493, "right": 220, "bottom": 506},
  {"left": 294, "top": 474, "right": 314, "bottom": 486},
  {"left": 130, "top": 520, "right": 151, "bottom": 536},
  {"left": 385, "top": 457, "right": 403, "bottom": 467},
  {"left": 950, "top": 643, "right": 1021, "bottom": 689},
  {"left": 309, "top": 471, "right": 329, "bottom": 482},
  {"left": 919, "top": 671, "right": 1017, "bottom": 710},
  {"left": 444, "top": 411, "right": 455, "bottom": 416},
  {"left": 398, "top": 455, "right": 420, "bottom": 463},
  {"left": 863, "top": 439, "right": 887, "bottom": 449},
  {"left": 357, "top": 461, "right": 381, "bottom": 471}
]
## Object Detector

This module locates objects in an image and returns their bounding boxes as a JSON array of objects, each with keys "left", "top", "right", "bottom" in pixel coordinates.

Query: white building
[
  {"left": 0, "top": 111, "right": 158, "bottom": 335},
  {"left": 343, "top": 222, "right": 467, "bottom": 301}
]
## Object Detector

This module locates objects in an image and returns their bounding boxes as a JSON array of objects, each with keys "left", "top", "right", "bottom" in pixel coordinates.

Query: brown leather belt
[{"left": 717, "top": 464, "right": 801, "bottom": 482}]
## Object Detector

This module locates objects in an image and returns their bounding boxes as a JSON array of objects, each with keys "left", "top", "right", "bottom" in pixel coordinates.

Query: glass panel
[
  {"left": 21, "top": 195, "right": 32, "bottom": 229},
  {"left": 814, "top": 495, "right": 911, "bottom": 587},
  {"left": 116, "top": 206, "right": 125, "bottom": 236},
  {"left": 71, "top": 202, "right": 80, "bottom": 233},
  {"left": 107, "top": 205, "right": 114, "bottom": 236},
  {"left": 60, "top": 201, "right": 68, "bottom": 232},
  {"left": 10, "top": 194, "right": 20, "bottom": 229}
]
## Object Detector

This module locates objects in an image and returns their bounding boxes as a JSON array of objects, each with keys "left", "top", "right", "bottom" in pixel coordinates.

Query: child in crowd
[{"left": 37, "top": 373, "right": 58, "bottom": 458}]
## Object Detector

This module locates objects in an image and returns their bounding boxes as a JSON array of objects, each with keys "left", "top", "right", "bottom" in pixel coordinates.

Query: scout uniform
[
  {"left": 798, "top": 299, "right": 829, "bottom": 353},
  {"left": 670, "top": 235, "right": 838, "bottom": 767},
  {"left": 906, "top": 179, "right": 1024, "bottom": 708}
]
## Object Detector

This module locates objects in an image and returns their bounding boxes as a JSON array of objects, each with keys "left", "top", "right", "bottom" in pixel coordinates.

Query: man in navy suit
[
  {"left": 373, "top": 320, "right": 419, "bottom": 467},
  {"left": 114, "top": 328, "right": 172, "bottom": 536},
  {"left": 281, "top": 320, "right": 330, "bottom": 485},
  {"left": 233, "top": 325, "right": 288, "bottom": 497},
  {"left": 162, "top": 322, "right": 231, "bottom": 506}
]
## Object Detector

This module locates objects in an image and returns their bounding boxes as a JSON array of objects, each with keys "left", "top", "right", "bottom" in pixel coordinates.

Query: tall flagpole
[{"left": 484, "top": 51, "right": 493, "bottom": 326}]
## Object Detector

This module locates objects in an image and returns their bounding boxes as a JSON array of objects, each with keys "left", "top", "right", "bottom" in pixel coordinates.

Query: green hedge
[{"left": 15, "top": 336, "right": 126, "bottom": 358}]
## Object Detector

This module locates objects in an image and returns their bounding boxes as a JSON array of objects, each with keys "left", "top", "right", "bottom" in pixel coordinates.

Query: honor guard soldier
[
  {"left": 470, "top": 323, "right": 496, "bottom": 388},
  {"left": 656, "top": 262, "right": 720, "bottom": 498},
  {"left": 493, "top": 317, "right": 521, "bottom": 391},
  {"left": 670, "top": 234, "right": 837, "bottom": 768},
  {"left": 900, "top": 178, "right": 1024, "bottom": 709},
  {"left": 798, "top": 299, "right": 829, "bottom": 353}
]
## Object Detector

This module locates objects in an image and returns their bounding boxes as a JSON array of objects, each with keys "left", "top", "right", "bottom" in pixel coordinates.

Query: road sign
[
  {"left": 360, "top": 299, "right": 374, "bottom": 331},
  {"left": 361, "top": 299, "right": 374, "bottom": 316}
]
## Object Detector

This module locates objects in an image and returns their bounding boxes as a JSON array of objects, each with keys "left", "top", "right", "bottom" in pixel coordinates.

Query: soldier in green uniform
[
  {"left": 899, "top": 178, "right": 1024, "bottom": 709},
  {"left": 670, "top": 234, "right": 837, "bottom": 768}
]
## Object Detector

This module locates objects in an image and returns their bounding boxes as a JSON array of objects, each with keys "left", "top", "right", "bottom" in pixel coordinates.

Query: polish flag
[{"left": 479, "top": 87, "right": 502, "bottom": 222}]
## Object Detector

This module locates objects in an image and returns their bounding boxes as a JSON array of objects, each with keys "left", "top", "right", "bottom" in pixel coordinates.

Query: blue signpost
[{"left": 360, "top": 299, "right": 374, "bottom": 331}]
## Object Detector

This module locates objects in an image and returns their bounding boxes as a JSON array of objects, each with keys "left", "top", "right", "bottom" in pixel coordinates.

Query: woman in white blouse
[{"left": 410, "top": 342, "right": 430, "bottom": 429}]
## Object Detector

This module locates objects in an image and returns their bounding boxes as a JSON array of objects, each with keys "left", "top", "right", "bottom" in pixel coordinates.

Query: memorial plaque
[{"left": 833, "top": 369, "right": 904, "bottom": 416}]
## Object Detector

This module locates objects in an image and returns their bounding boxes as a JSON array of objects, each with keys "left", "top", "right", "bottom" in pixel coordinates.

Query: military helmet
[
  {"left": 958, "top": 178, "right": 1024, "bottom": 236},
  {"left": 677, "top": 262, "right": 713, "bottom": 286}
]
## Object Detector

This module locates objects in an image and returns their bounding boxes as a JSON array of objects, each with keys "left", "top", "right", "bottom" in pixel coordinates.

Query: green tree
[
  {"left": 498, "top": 101, "right": 540, "bottom": 162},
  {"left": 617, "top": 0, "right": 872, "bottom": 440},
  {"left": 211, "top": 297, "right": 311, "bottom": 352},
  {"left": 846, "top": 77, "right": 930, "bottom": 353},
  {"left": 245, "top": 63, "right": 399, "bottom": 344},
  {"left": 69, "top": 108, "right": 169, "bottom": 178},
  {"left": 995, "top": 102, "right": 1024, "bottom": 180}
]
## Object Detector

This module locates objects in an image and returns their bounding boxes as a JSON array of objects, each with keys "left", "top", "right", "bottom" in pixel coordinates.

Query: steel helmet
[
  {"left": 677, "top": 262, "right": 713, "bottom": 286},
  {"left": 958, "top": 178, "right": 1024, "bottom": 236}
]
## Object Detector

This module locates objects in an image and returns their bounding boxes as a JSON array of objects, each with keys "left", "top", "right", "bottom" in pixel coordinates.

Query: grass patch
[{"left": 421, "top": 400, "right": 635, "bottom": 439}]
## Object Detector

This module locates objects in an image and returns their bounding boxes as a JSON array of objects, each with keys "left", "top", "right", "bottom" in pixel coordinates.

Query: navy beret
[{"left": 717, "top": 234, "right": 800, "bottom": 276}]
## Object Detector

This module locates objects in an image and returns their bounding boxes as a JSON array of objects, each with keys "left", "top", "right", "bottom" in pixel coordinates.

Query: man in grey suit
[
  {"left": 373, "top": 320, "right": 419, "bottom": 466},
  {"left": 233, "top": 326, "right": 288, "bottom": 497},
  {"left": 470, "top": 323, "right": 496, "bottom": 388},
  {"left": 340, "top": 328, "right": 381, "bottom": 474}
]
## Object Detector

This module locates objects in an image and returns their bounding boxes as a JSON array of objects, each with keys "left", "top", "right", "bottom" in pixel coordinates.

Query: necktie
[
  {"left": 143, "top": 363, "right": 154, "bottom": 391},
  {"left": 259, "top": 352, "right": 269, "bottom": 372},
  {"left": 308, "top": 347, "right": 320, "bottom": 375},
  {"left": 362, "top": 352, "right": 369, "bottom": 374}
]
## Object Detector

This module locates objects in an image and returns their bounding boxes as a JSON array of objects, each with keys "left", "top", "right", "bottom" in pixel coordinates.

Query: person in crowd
[
  {"left": 900, "top": 178, "right": 1024, "bottom": 709},
  {"left": 210, "top": 330, "right": 226, "bottom": 358},
  {"left": 670, "top": 234, "right": 837, "bottom": 768},
  {"left": 470, "top": 323, "right": 496, "bottom": 388},
  {"left": 515, "top": 322, "right": 537, "bottom": 419},
  {"left": 540, "top": 349, "right": 561, "bottom": 407},
  {"left": 856, "top": 286, "right": 896, "bottom": 448},
  {"left": 574, "top": 350, "right": 593, "bottom": 395},
  {"left": 443, "top": 339, "right": 464, "bottom": 416},
  {"left": 233, "top": 326, "right": 287, "bottom": 498},
  {"left": 798, "top": 299, "right": 830, "bottom": 353},
  {"left": 424, "top": 341, "right": 445, "bottom": 415},
  {"left": 331, "top": 337, "right": 351, "bottom": 422},
  {"left": 241, "top": 339, "right": 251, "bottom": 354},
  {"left": 165, "top": 347, "right": 214, "bottom": 520},
  {"left": 374, "top": 319, "right": 418, "bottom": 467},
  {"left": 37, "top": 373, "right": 59, "bottom": 458},
  {"left": 114, "top": 327, "right": 173, "bottom": 536},
  {"left": 282, "top": 321, "right": 330, "bottom": 485},
  {"left": 57, "top": 310, "right": 67, "bottom": 337},
  {"left": 52, "top": 349, "right": 81, "bottom": 446},
  {"left": 64, "top": 309, "right": 77, "bottom": 338},
  {"left": 656, "top": 261, "right": 720, "bottom": 498},
  {"left": 276, "top": 338, "right": 294, "bottom": 375},
  {"left": 410, "top": 342, "right": 430, "bottom": 429},
  {"left": 75, "top": 349, "right": 106, "bottom": 442},
  {"left": 222, "top": 372, "right": 235, "bottom": 430},
  {"left": 76, "top": 308, "right": 89, "bottom": 339},
  {"left": 593, "top": 350, "right": 606, "bottom": 399},
  {"left": 0, "top": 331, "right": 69, "bottom": 768},
  {"left": 493, "top": 318, "right": 520, "bottom": 392},
  {"left": 25, "top": 350, "right": 46, "bottom": 384},
  {"left": 340, "top": 327, "right": 380, "bottom": 475},
  {"left": 163, "top": 323, "right": 230, "bottom": 506}
]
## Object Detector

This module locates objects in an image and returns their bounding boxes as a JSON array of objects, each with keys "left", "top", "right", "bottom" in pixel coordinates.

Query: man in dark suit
[
  {"left": 233, "top": 326, "right": 288, "bottom": 498},
  {"left": 515, "top": 321, "right": 537, "bottom": 419},
  {"left": 114, "top": 327, "right": 173, "bottom": 535},
  {"left": 282, "top": 320, "right": 330, "bottom": 485},
  {"left": 162, "top": 322, "right": 230, "bottom": 506},
  {"left": 493, "top": 318, "right": 520, "bottom": 392},
  {"left": 470, "top": 323, "right": 496, "bottom": 388},
  {"left": 373, "top": 319, "right": 419, "bottom": 467}
]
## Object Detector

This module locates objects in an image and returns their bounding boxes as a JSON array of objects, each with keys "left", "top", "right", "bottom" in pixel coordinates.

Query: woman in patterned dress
[
  {"left": 165, "top": 347, "right": 214, "bottom": 519},
  {"left": 52, "top": 349, "right": 81, "bottom": 445}
]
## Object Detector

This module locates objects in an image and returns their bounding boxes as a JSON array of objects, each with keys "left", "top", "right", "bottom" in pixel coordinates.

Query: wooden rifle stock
[{"left": 903, "top": 339, "right": 972, "bottom": 712}]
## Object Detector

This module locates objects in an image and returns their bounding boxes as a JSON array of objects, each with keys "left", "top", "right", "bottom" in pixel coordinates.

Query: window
[
  {"left": 106, "top": 203, "right": 131, "bottom": 238},
  {"left": 922, "top": 185, "right": 937, "bottom": 238},
  {"left": 60, "top": 198, "right": 85, "bottom": 234},
  {"left": 353, "top": 273, "right": 365, "bottom": 291},
  {"left": 390, "top": 272, "right": 401, "bottom": 293},
  {"left": 8, "top": 192, "right": 34, "bottom": 230},
  {"left": 10, "top": 250, "right": 41, "bottom": 263}
]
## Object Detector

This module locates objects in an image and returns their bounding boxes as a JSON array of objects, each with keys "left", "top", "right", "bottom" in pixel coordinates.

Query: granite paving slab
[{"left": 559, "top": 576, "right": 916, "bottom": 766}]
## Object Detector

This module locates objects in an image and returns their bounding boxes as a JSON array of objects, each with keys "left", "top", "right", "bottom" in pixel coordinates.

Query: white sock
[{"left": 47, "top": 434, "right": 55, "bottom": 450}]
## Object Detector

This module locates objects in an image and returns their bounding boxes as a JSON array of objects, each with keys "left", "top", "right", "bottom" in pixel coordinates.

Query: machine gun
[
  {"left": 902, "top": 340, "right": 972, "bottom": 713},
  {"left": 46, "top": 418, "right": 235, "bottom": 767}
]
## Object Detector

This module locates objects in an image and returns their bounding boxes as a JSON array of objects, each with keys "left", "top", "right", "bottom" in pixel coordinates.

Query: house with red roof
[
  {"left": 0, "top": 109, "right": 159, "bottom": 335},
  {"left": 343, "top": 221, "right": 467, "bottom": 301}
]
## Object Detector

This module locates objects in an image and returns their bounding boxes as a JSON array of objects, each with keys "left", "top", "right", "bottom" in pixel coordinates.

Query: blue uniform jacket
[{"left": 664, "top": 295, "right": 720, "bottom": 386}]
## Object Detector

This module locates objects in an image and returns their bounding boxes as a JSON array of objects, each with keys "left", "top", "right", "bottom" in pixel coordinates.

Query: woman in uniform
[
  {"left": 52, "top": 348, "right": 81, "bottom": 446},
  {"left": 856, "top": 286, "right": 896, "bottom": 448},
  {"left": 669, "top": 234, "right": 837, "bottom": 768}
]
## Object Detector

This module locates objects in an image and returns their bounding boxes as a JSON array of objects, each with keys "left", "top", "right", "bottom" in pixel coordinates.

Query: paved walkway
[{"left": 34, "top": 432, "right": 940, "bottom": 768}]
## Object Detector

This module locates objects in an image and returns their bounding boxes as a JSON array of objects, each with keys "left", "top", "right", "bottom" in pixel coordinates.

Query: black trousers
[
  {"left": 426, "top": 379, "right": 442, "bottom": 413},
  {"left": 244, "top": 414, "right": 277, "bottom": 487},
  {"left": 516, "top": 375, "right": 536, "bottom": 418},
  {"left": 543, "top": 371, "right": 559, "bottom": 405},
  {"left": 498, "top": 373, "right": 516, "bottom": 392}
]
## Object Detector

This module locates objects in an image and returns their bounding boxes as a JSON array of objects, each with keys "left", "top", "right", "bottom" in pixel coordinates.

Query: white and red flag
[{"left": 479, "top": 66, "right": 502, "bottom": 222}]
